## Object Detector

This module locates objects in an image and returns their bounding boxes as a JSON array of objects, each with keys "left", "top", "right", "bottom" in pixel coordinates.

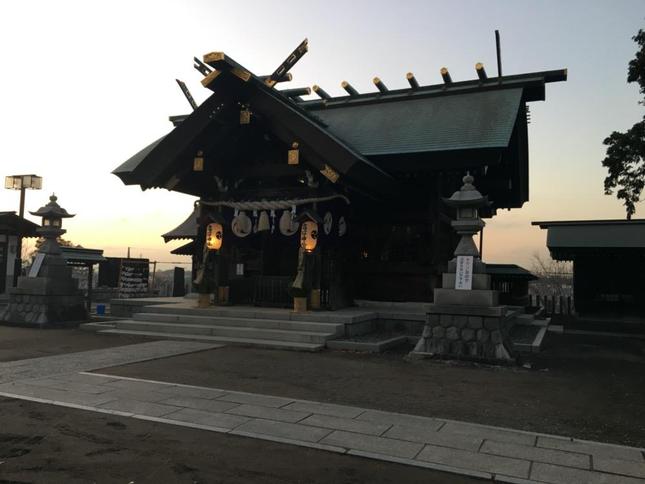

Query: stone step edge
[
  {"left": 133, "top": 312, "right": 345, "bottom": 329},
  {"left": 117, "top": 320, "right": 336, "bottom": 337},
  {"left": 135, "top": 305, "right": 378, "bottom": 324},
  {"left": 98, "top": 329, "right": 325, "bottom": 351}
]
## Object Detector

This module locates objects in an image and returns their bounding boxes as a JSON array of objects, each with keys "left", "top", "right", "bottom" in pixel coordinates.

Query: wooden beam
[
  {"left": 203, "top": 52, "right": 226, "bottom": 64},
  {"left": 193, "top": 57, "right": 212, "bottom": 76},
  {"left": 280, "top": 87, "right": 311, "bottom": 98},
  {"left": 300, "top": 99, "right": 327, "bottom": 108},
  {"left": 201, "top": 69, "right": 221, "bottom": 88},
  {"left": 476, "top": 63, "right": 487, "bottom": 81},
  {"left": 406, "top": 72, "right": 419, "bottom": 89},
  {"left": 259, "top": 73, "right": 292, "bottom": 83},
  {"left": 175, "top": 79, "right": 198, "bottom": 110},
  {"left": 312, "top": 84, "right": 330, "bottom": 99},
  {"left": 266, "top": 38, "right": 309, "bottom": 87},
  {"left": 373, "top": 77, "right": 388, "bottom": 93},
  {"left": 440, "top": 67, "right": 452, "bottom": 84},
  {"left": 341, "top": 81, "right": 359, "bottom": 96}
]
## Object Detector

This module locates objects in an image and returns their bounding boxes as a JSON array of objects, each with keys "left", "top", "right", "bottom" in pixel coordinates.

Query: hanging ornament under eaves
[
  {"left": 240, "top": 105, "right": 251, "bottom": 124},
  {"left": 323, "top": 212, "right": 333, "bottom": 235},
  {"left": 279, "top": 209, "right": 299, "bottom": 236},
  {"left": 258, "top": 211, "right": 270, "bottom": 232},
  {"left": 193, "top": 151, "right": 204, "bottom": 172},
  {"left": 288, "top": 142, "right": 299, "bottom": 165},
  {"left": 231, "top": 211, "right": 252, "bottom": 237},
  {"left": 338, "top": 216, "right": 347, "bottom": 237}
]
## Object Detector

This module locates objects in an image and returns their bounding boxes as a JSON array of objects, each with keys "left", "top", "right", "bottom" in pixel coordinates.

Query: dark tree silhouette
[{"left": 602, "top": 29, "right": 645, "bottom": 219}]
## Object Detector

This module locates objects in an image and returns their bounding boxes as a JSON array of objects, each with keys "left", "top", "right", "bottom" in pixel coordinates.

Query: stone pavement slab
[
  {"left": 282, "top": 401, "right": 364, "bottom": 419},
  {"left": 300, "top": 414, "right": 391, "bottom": 436},
  {"left": 356, "top": 409, "right": 444, "bottom": 431},
  {"left": 163, "top": 407, "right": 250, "bottom": 430},
  {"left": 0, "top": 341, "right": 220, "bottom": 383},
  {"left": 320, "top": 430, "right": 423, "bottom": 459},
  {"left": 233, "top": 418, "right": 333, "bottom": 443},
  {"left": 217, "top": 391, "right": 294, "bottom": 408},
  {"left": 383, "top": 424, "right": 483, "bottom": 451},
  {"left": 159, "top": 396, "right": 238, "bottom": 413},
  {"left": 98, "top": 399, "right": 182, "bottom": 417},
  {"left": 417, "top": 444, "right": 531, "bottom": 478},
  {"left": 538, "top": 435, "right": 645, "bottom": 461},
  {"left": 481, "top": 439, "right": 591, "bottom": 469},
  {"left": 531, "top": 461, "right": 645, "bottom": 484},
  {"left": 593, "top": 457, "right": 645, "bottom": 479},
  {"left": 0, "top": 343, "right": 644, "bottom": 483},
  {"left": 225, "top": 403, "right": 311, "bottom": 423}
]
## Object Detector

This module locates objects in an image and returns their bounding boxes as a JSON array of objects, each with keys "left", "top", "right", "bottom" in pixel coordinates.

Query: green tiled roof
[{"left": 311, "top": 88, "right": 523, "bottom": 156}]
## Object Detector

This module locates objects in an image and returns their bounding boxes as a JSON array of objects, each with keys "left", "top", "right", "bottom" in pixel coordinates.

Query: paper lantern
[
  {"left": 206, "top": 222, "right": 223, "bottom": 251},
  {"left": 300, "top": 220, "right": 318, "bottom": 252}
]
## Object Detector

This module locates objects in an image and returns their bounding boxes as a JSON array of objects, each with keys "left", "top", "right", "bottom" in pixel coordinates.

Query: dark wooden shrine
[
  {"left": 115, "top": 40, "right": 565, "bottom": 309},
  {"left": 533, "top": 219, "right": 645, "bottom": 317}
]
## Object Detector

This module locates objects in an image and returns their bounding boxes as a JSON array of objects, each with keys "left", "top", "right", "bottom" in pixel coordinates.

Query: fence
[{"left": 529, "top": 293, "right": 575, "bottom": 316}]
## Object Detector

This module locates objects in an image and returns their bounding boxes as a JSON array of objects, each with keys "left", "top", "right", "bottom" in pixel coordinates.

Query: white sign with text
[{"left": 455, "top": 255, "right": 474, "bottom": 290}]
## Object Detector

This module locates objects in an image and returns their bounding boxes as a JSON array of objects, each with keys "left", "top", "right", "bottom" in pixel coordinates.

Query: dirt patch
[
  {"left": 0, "top": 397, "right": 478, "bottom": 484},
  {"left": 101, "top": 332, "right": 645, "bottom": 447}
]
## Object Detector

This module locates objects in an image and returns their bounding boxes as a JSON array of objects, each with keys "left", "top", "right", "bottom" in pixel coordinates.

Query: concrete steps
[
  {"left": 132, "top": 312, "right": 344, "bottom": 335},
  {"left": 114, "top": 320, "right": 334, "bottom": 344},
  {"left": 95, "top": 306, "right": 351, "bottom": 351},
  {"left": 98, "top": 328, "right": 325, "bottom": 352}
]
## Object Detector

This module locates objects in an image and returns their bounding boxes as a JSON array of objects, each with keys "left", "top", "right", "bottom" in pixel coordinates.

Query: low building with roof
[
  {"left": 532, "top": 219, "right": 645, "bottom": 317},
  {"left": 0, "top": 211, "right": 39, "bottom": 296}
]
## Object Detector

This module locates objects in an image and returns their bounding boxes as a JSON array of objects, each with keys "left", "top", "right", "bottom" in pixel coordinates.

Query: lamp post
[{"left": 4, "top": 174, "right": 42, "bottom": 284}]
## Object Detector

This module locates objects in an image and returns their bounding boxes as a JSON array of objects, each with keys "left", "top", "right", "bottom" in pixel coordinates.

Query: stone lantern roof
[
  {"left": 443, "top": 174, "right": 490, "bottom": 208},
  {"left": 30, "top": 194, "right": 75, "bottom": 219}
]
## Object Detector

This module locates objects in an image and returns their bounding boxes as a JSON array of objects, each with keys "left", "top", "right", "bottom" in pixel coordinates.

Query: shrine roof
[
  {"left": 532, "top": 219, "right": 645, "bottom": 260},
  {"left": 162, "top": 207, "right": 198, "bottom": 243},
  {"left": 61, "top": 247, "right": 107, "bottom": 265},
  {"left": 0, "top": 211, "right": 40, "bottom": 236},
  {"left": 310, "top": 88, "right": 522, "bottom": 156},
  {"left": 170, "top": 240, "right": 194, "bottom": 256}
]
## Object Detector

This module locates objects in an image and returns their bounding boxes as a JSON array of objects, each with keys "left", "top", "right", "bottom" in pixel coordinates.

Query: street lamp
[{"left": 4, "top": 174, "right": 42, "bottom": 283}]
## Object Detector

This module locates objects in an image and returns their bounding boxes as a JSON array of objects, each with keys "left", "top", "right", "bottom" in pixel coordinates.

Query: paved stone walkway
[{"left": 1, "top": 343, "right": 644, "bottom": 483}]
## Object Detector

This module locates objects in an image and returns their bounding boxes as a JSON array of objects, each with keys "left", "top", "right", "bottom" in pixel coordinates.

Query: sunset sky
[{"left": 1, "top": 0, "right": 643, "bottom": 270}]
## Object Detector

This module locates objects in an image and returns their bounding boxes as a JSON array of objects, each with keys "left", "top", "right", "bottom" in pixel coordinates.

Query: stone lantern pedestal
[
  {"left": 1, "top": 195, "right": 87, "bottom": 327},
  {"left": 411, "top": 175, "right": 515, "bottom": 363}
]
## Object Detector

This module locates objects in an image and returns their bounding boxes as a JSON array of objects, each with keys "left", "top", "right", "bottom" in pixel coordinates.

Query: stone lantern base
[
  {"left": 1, "top": 263, "right": 87, "bottom": 327},
  {"left": 411, "top": 305, "right": 514, "bottom": 362},
  {"left": 410, "top": 265, "right": 516, "bottom": 363}
]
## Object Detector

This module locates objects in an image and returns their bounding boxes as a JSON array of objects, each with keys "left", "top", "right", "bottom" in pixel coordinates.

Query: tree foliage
[{"left": 602, "top": 29, "right": 645, "bottom": 219}]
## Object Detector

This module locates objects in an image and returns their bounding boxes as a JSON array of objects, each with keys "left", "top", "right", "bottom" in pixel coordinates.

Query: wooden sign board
[
  {"left": 455, "top": 256, "right": 474, "bottom": 290},
  {"left": 28, "top": 253, "right": 45, "bottom": 278}
]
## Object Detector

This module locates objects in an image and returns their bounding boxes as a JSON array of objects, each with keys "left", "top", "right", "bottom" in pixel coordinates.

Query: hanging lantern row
[{"left": 203, "top": 206, "right": 347, "bottom": 252}]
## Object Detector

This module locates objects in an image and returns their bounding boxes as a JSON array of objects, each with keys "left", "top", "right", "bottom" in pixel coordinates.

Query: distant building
[
  {"left": 0, "top": 211, "right": 38, "bottom": 295},
  {"left": 533, "top": 219, "right": 645, "bottom": 317}
]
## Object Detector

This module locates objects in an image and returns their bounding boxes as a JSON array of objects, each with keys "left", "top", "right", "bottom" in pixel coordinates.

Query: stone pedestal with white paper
[{"left": 411, "top": 175, "right": 515, "bottom": 362}]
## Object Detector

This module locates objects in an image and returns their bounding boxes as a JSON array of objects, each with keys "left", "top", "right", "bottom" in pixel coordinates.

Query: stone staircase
[
  {"left": 87, "top": 304, "right": 377, "bottom": 352},
  {"left": 508, "top": 308, "right": 550, "bottom": 353}
]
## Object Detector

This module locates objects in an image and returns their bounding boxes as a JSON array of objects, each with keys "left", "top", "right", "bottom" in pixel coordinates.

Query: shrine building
[{"left": 114, "top": 41, "right": 566, "bottom": 309}]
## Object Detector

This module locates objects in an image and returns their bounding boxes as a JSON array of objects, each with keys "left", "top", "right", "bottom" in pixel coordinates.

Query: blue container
[{"left": 96, "top": 304, "right": 106, "bottom": 316}]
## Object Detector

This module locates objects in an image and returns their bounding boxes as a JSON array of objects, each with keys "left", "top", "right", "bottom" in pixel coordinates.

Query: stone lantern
[
  {"left": 30, "top": 194, "right": 75, "bottom": 256},
  {"left": 411, "top": 175, "right": 515, "bottom": 362},
  {"left": 443, "top": 174, "right": 489, "bottom": 263},
  {"left": 1, "top": 194, "right": 87, "bottom": 326}
]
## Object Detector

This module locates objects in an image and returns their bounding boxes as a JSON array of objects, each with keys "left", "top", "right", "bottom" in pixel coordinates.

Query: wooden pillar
[{"left": 87, "top": 264, "right": 94, "bottom": 313}]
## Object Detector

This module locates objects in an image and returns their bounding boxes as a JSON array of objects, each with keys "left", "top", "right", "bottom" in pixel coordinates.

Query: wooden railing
[{"left": 529, "top": 294, "right": 575, "bottom": 316}]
